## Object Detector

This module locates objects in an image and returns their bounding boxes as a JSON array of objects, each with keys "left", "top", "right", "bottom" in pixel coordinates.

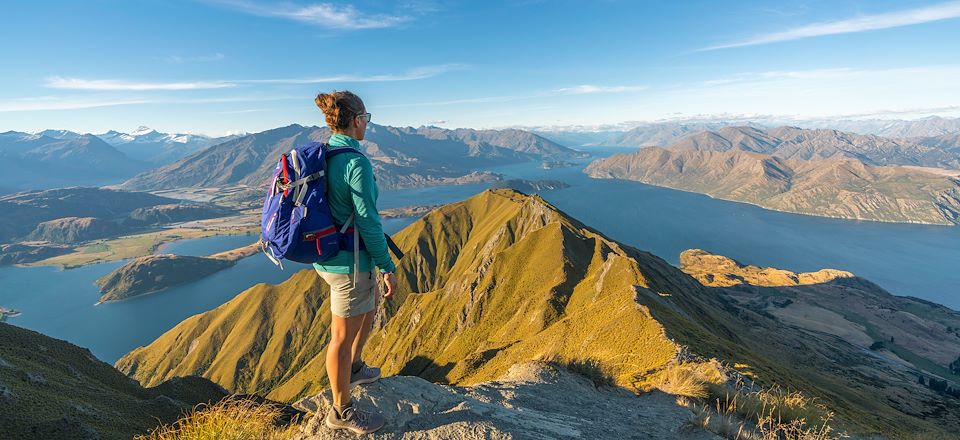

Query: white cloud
[
  {"left": 0, "top": 96, "right": 153, "bottom": 112},
  {"left": 46, "top": 64, "right": 466, "bottom": 91},
  {"left": 700, "top": 1, "right": 960, "bottom": 51},
  {"left": 555, "top": 84, "right": 648, "bottom": 94},
  {"left": 239, "top": 64, "right": 469, "bottom": 84},
  {"left": 46, "top": 77, "right": 236, "bottom": 91},
  {"left": 208, "top": 0, "right": 409, "bottom": 29},
  {"left": 0, "top": 95, "right": 296, "bottom": 112}
]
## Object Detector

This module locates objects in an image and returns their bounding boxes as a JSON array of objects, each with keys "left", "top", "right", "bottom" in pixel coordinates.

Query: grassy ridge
[{"left": 115, "top": 189, "right": 957, "bottom": 437}]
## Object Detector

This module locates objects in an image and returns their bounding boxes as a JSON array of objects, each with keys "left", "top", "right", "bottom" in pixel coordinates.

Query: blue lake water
[{"left": 1, "top": 147, "right": 958, "bottom": 364}]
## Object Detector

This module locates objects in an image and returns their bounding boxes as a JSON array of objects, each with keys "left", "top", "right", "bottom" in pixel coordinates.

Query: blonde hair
[{"left": 314, "top": 90, "right": 365, "bottom": 132}]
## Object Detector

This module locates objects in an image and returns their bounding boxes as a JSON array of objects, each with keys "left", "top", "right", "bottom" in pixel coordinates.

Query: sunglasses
[{"left": 357, "top": 112, "right": 372, "bottom": 122}]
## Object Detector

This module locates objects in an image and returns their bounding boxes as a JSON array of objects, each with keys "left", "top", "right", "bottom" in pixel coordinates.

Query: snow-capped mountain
[{"left": 96, "top": 126, "right": 237, "bottom": 165}]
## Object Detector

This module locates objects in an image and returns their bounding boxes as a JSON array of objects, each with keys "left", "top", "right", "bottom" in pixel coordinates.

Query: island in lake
[{"left": 95, "top": 243, "right": 258, "bottom": 304}]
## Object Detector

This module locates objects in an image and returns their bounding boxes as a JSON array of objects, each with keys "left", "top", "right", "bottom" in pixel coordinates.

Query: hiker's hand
[{"left": 383, "top": 272, "right": 397, "bottom": 298}]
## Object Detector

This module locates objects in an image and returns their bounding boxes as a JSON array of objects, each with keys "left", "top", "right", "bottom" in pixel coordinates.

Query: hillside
[
  {"left": 25, "top": 216, "right": 119, "bottom": 244},
  {"left": 679, "top": 250, "right": 960, "bottom": 425},
  {"left": 0, "top": 322, "right": 228, "bottom": 440},
  {"left": 123, "top": 203, "right": 234, "bottom": 226},
  {"left": 585, "top": 147, "right": 960, "bottom": 225},
  {"left": 119, "top": 123, "right": 582, "bottom": 191},
  {"left": 0, "top": 188, "right": 175, "bottom": 244},
  {"left": 116, "top": 189, "right": 735, "bottom": 399},
  {"left": 114, "top": 189, "right": 958, "bottom": 437},
  {"left": 95, "top": 254, "right": 237, "bottom": 303}
]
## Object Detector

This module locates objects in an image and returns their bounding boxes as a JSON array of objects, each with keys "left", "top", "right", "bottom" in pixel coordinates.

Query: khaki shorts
[{"left": 315, "top": 270, "right": 379, "bottom": 318}]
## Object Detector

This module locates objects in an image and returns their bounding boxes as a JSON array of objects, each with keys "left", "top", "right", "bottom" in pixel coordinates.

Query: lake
[{"left": 1, "top": 147, "right": 958, "bottom": 363}]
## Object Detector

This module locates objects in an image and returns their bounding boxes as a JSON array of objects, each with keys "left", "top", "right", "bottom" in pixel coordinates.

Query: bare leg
[
  {"left": 327, "top": 313, "right": 366, "bottom": 407},
  {"left": 350, "top": 275, "right": 381, "bottom": 365},
  {"left": 351, "top": 309, "right": 376, "bottom": 365}
]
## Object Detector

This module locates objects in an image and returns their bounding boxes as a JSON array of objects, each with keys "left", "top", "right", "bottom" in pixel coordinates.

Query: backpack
[{"left": 258, "top": 141, "right": 361, "bottom": 269}]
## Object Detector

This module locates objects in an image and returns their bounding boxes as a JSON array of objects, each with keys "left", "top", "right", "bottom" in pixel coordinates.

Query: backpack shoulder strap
[{"left": 325, "top": 144, "right": 365, "bottom": 160}]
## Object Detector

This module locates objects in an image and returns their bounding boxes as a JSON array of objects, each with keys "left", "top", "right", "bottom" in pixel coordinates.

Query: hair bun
[{"left": 315, "top": 90, "right": 365, "bottom": 132}]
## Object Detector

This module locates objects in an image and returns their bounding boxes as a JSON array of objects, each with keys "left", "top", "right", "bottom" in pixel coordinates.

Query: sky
[{"left": 1, "top": 0, "right": 959, "bottom": 136}]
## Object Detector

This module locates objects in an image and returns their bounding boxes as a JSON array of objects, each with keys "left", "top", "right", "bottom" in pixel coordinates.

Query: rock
[
  {"left": 0, "top": 355, "right": 13, "bottom": 368},
  {"left": 25, "top": 371, "right": 47, "bottom": 385},
  {"left": 292, "top": 362, "right": 721, "bottom": 440},
  {"left": 0, "top": 383, "right": 14, "bottom": 403}
]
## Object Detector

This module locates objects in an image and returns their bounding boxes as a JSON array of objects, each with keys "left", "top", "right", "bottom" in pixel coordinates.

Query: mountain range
[
  {"left": 534, "top": 116, "right": 960, "bottom": 148},
  {"left": 0, "top": 127, "right": 237, "bottom": 191},
  {"left": 119, "top": 123, "right": 584, "bottom": 192},
  {"left": 115, "top": 189, "right": 959, "bottom": 437},
  {"left": 585, "top": 126, "right": 960, "bottom": 225}
]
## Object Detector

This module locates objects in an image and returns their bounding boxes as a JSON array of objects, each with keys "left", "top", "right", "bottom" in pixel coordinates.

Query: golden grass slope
[
  {"left": 117, "top": 189, "right": 745, "bottom": 401},
  {"left": 115, "top": 189, "right": 958, "bottom": 437}
]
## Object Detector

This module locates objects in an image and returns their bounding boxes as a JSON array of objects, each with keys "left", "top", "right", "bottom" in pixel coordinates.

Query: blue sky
[{"left": 1, "top": 0, "right": 959, "bottom": 135}]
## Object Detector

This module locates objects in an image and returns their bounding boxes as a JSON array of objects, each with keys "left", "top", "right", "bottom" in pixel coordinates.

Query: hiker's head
[{"left": 315, "top": 90, "right": 369, "bottom": 140}]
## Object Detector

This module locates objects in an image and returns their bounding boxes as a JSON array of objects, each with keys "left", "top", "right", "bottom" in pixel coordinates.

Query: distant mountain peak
[{"left": 131, "top": 126, "right": 155, "bottom": 136}]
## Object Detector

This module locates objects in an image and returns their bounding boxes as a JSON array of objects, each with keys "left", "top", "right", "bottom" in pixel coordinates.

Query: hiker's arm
[{"left": 347, "top": 157, "right": 397, "bottom": 273}]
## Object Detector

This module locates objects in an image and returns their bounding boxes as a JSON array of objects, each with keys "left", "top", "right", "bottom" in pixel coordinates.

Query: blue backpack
[{"left": 258, "top": 142, "right": 361, "bottom": 269}]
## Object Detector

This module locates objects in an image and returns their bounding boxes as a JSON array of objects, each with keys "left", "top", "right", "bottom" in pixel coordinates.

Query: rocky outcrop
[
  {"left": 292, "top": 362, "right": 720, "bottom": 440},
  {"left": 95, "top": 254, "right": 235, "bottom": 303}
]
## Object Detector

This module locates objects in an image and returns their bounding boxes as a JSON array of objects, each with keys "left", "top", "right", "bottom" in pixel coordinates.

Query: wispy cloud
[
  {"left": 384, "top": 83, "right": 647, "bottom": 108},
  {"left": 208, "top": 0, "right": 409, "bottom": 29},
  {"left": 164, "top": 53, "right": 226, "bottom": 64},
  {"left": 46, "top": 77, "right": 236, "bottom": 91},
  {"left": 699, "top": 68, "right": 858, "bottom": 86},
  {"left": 238, "top": 64, "right": 469, "bottom": 84},
  {"left": 45, "top": 64, "right": 466, "bottom": 91},
  {"left": 555, "top": 84, "right": 647, "bottom": 94},
  {"left": 0, "top": 95, "right": 296, "bottom": 112},
  {"left": 700, "top": 1, "right": 960, "bottom": 51}
]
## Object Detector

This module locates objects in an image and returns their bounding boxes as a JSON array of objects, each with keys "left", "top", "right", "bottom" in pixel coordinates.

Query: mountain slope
[
  {"left": 119, "top": 124, "right": 583, "bottom": 191},
  {"left": 116, "top": 189, "right": 741, "bottom": 401},
  {"left": 0, "top": 188, "right": 176, "bottom": 244},
  {"left": 0, "top": 322, "right": 227, "bottom": 440},
  {"left": 585, "top": 147, "right": 960, "bottom": 225},
  {"left": 115, "top": 190, "right": 958, "bottom": 436}
]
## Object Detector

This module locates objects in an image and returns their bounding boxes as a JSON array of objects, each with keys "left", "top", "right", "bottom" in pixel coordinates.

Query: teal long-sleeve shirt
[{"left": 313, "top": 133, "right": 396, "bottom": 274}]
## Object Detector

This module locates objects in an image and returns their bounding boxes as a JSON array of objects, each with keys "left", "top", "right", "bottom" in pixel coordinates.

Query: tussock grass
[
  {"left": 642, "top": 359, "right": 727, "bottom": 398},
  {"left": 662, "top": 360, "right": 843, "bottom": 440},
  {"left": 135, "top": 397, "right": 301, "bottom": 440},
  {"left": 539, "top": 354, "right": 617, "bottom": 387}
]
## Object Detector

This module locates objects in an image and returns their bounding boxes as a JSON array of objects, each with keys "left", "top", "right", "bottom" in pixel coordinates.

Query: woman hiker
[{"left": 314, "top": 90, "right": 397, "bottom": 435}]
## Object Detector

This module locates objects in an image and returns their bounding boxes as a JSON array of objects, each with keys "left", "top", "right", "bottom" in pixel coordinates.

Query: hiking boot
[
  {"left": 325, "top": 404, "right": 385, "bottom": 435},
  {"left": 350, "top": 361, "right": 381, "bottom": 388}
]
